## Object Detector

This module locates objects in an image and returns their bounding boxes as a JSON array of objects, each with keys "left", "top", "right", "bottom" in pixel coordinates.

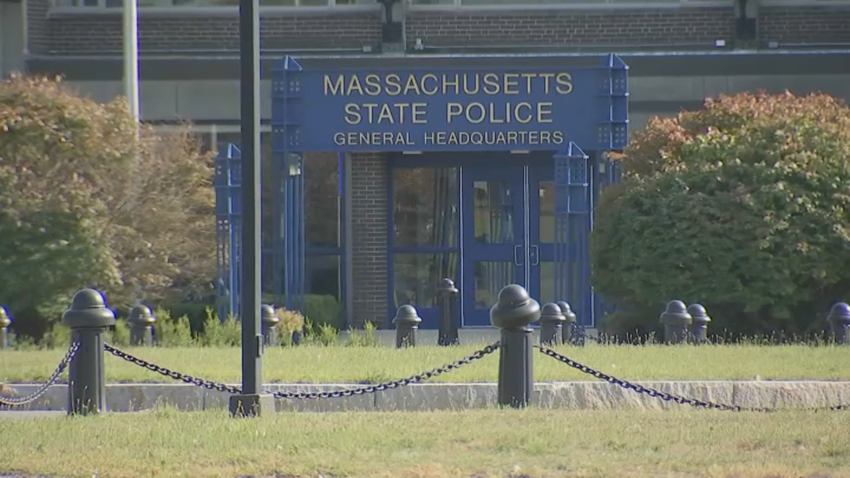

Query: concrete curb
[{"left": 3, "top": 380, "right": 850, "bottom": 413}]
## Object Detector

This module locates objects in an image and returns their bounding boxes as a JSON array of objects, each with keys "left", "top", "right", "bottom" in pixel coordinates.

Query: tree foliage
[
  {"left": 0, "top": 74, "right": 215, "bottom": 325},
  {"left": 593, "top": 91, "right": 850, "bottom": 335}
]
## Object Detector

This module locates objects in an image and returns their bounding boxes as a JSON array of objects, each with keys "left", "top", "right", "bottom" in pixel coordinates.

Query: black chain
[
  {"left": 271, "top": 343, "right": 500, "bottom": 400},
  {"left": 102, "top": 342, "right": 500, "bottom": 400},
  {"left": 103, "top": 343, "right": 242, "bottom": 394},
  {"left": 536, "top": 345, "right": 848, "bottom": 412},
  {"left": 0, "top": 341, "right": 80, "bottom": 407}
]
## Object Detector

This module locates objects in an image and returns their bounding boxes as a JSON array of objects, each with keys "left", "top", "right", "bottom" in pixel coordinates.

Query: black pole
[{"left": 230, "top": 0, "right": 270, "bottom": 417}]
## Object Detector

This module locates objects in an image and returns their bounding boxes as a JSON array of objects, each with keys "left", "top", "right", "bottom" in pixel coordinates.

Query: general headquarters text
[{"left": 322, "top": 72, "right": 573, "bottom": 147}]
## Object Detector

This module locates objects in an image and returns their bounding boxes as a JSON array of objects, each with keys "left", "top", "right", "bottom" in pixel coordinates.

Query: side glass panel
[
  {"left": 539, "top": 181, "right": 555, "bottom": 244},
  {"left": 539, "top": 262, "right": 555, "bottom": 306},
  {"left": 392, "top": 167, "right": 459, "bottom": 313},
  {"left": 304, "top": 153, "right": 341, "bottom": 249},
  {"left": 393, "top": 253, "right": 459, "bottom": 308},
  {"left": 393, "top": 167, "right": 458, "bottom": 248},
  {"left": 473, "top": 180, "right": 515, "bottom": 244},
  {"left": 473, "top": 261, "right": 514, "bottom": 309}
]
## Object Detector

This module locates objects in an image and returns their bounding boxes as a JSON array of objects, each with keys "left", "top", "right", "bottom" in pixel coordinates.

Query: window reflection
[
  {"left": 474, "top": 261, "right": 513, "bottom": 308},
  {"left": 393, "top": 167, "right": 458, "bottom": 248},
  {"left": 304, "top": 153, "right": 341, "bottom": 249},
  {"left": 473, "top": 180, "right": 514, "bottom": 244},
  {"left": 394, "top": 253, "right": 458, "bottom": 308},
  {"left": 539, "top": 181, "right": 555, "bottom": 243}
]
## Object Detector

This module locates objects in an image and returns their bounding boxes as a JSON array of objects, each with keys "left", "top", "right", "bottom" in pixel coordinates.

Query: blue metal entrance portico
[{"left": 216, "top": 53, "right": 629, "bottom": 329}]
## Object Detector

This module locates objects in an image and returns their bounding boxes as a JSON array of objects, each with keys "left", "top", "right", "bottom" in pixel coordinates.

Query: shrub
[
  {"left": 41, "top": 324, "right": 72, "bottom": 350},
  {"left": 345, "top": 321, "right": 379, "bottom": 347},
  {"left": 109, "top": 319, "right": 131, "bottom": 347},
  {"left": 276, "top": 308, "right": 306, "bottom": 347},
  {"left": 199, "top": 308, "right": 241, "bottom": 347},
  {"left": 594, "top": 91, "right": 850, "bottom": 336},
  {"left": 301, "top": 319, "right": 340, "bottom": 346},
  {"left": 303, "top": 295, "right": 344, "bottom": 329},
  {"left": 152, "top": 308, "right": 195, "bottom": 347}
]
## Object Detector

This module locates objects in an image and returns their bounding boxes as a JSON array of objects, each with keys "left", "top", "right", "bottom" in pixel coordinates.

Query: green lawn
[
  {"left": 2, "top": 343, "right": 850, "bottom": 384},
  {"left": 0, "top": 407, "right": 848, "bottom": 477}
]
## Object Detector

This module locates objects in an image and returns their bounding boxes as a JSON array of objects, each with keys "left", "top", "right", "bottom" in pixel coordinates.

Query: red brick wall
[
  {"left": 44, "top": 11, "right": 382, "bottom": 54},
  {"left": 350, "top": 152, "right": 389, "bottom": 328},
  {"left": 759, "top": 6, "right": 850, "bottom": 45},
  {"left": 405, "top": 8, "right": 737, "bottom": 47},
  {"left": 36, "top": 5, "right": 850, "bottom": 55}
]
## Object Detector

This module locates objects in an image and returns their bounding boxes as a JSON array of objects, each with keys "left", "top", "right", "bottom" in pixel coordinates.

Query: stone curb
[{"left": 3, "top": 381, "right": 850, "bottom": 413}]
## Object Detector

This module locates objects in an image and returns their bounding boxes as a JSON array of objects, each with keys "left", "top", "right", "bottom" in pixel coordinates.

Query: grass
[
  {"left": 3, "top": 343, "right": 850, "bottom": 384},
  {"left": 0, "top": 407, "right": 849, "bottom": 477}
]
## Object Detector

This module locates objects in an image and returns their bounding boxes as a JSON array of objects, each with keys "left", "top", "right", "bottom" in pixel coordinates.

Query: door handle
[
  {"left": 513, "top": 245, "right": 524, "bottom": 266},
  {"left": 529, "top": 245, "right": 539, "bottom": 266}
]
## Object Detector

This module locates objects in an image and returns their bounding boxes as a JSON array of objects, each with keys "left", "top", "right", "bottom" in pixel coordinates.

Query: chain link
[
  {"left": 102, "top": 342, "right": 500, "bottom": 400},
  {"left": 103, "top": 343, "right": 242, "bottom": 394},
  {"left": 270, "top": 342, "right": 500, "bottom": 400},
  {"left": 0, "top": 341, "right": 80, "bottom": 407},
  {"left": 536, "top": 345, "right": 848, "bottom": 412}
]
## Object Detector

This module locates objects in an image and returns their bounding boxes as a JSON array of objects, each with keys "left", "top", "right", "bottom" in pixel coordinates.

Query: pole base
[{"left": 228, "top": 393, "right": 276, "bottom": 418}]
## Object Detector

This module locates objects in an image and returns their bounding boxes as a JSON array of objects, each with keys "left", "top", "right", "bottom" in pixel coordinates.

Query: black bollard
[
  {"left": 261, "top": 305, "right": 280, "bottom": 347},
  {"left": 539, "top": 303, "right": 566, "bottom": 346},
  {"left": 687, "top": 304, "right": 711, "bottom": 344},
  {"left": 437, "top": 278, "right": 460, "bottom": 346},
  {"left": 490, "top": 284, "right": 540, "bottom": 409},
  {"left": 128, "top": 305, "right": 156, "bottom": 347},
  {"left": 0, "top": 307, "right": 10, "bottom": 349},
  {"left": 62, "top": 289, "right": 116, "bottom": 415},
  {"left": 557, "top": 301, "right": 576, "bottom": 345},
  {"left": 393, "top": 305, "right": 422, "bottom": 348},
  {"left": 660, "top": 300, "right": 692, "bottom": 345},
  {"left": 827, "top": 303, "right": 850, "bottom": 345}
]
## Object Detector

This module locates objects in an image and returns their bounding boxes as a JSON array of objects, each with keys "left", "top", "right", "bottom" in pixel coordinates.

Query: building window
[
  {"left": 407, "top": 0, "right": 709, "bottom": 6},
  {"left": 53, "top": 0, "right": 375, "bottom": 8},
  {"left": 391, "top": 166, "right": 459, "bottom": 313}
]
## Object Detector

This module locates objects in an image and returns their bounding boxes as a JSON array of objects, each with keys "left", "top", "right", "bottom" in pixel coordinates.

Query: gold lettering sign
[{"left": 323, "top": 71, "right": 574, "bottom": 147}]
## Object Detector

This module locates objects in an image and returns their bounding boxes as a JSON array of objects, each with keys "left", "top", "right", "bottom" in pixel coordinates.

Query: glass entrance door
[
  {"left": 528, "top": 165, "right": 557, "bottom": 307},
  {"left": 461, "top": 166, "right": 526, "bottom": 327},
  {"left": 461, "top": 163, "right": 557, "bottom": 327}
]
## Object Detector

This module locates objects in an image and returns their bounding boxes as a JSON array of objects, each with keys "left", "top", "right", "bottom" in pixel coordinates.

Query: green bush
[
  {"left": 303, "top": 295, "right": 344, "bottom": 329},
  {"left": 300, "top": 318, "right": 340, "bottom": 346},
  {"left": 346, "top": 321, "right": 379, "bottom": 347},
  {"left": 276, "top": 308, "right": 306, "bottom": 347},
  {"left": 41, "top": 323, "right": 72, "bottom": 350},
  {"left": 108, "top": 319, "right": 131, "bottom": 347},
  {"left": 152, "top": 308, "right": 196, "bottom": 347},
  {"left": 200, "top": 308, "right": 241, "bottom": 347},
  {"left": 155, "top": 302, "right": 214, "bottom": 335},
  {"left": 594, "top": 91, "right": 850, "bottom": 336}
]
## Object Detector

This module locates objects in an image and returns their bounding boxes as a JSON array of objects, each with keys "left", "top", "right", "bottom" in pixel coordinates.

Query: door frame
[
  {"left": 460, "top": 162, "right": 527, "bottom": 327},
  {"left": 387, "top": 152, "right": 564, "bottom": 329}
]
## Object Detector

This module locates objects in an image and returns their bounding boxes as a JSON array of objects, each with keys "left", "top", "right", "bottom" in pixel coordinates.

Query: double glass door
[{"left": 462, "top": 164, "right": 556, "bottom": 327}]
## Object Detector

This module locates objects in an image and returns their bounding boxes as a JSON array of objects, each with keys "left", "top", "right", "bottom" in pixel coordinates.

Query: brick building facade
[
  {"left": 17, "top": 2, "right": 850, "bottom": 56},
  {"left": 3, "top": 0, "right": 849, "bottom": 328}
]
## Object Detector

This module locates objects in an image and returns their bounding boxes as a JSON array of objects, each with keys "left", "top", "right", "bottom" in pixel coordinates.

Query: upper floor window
[{"left": 53, "top": 0, "right": 375, "bottom": 8}]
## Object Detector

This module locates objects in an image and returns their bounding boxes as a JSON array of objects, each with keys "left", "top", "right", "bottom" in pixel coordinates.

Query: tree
[
  {"left": 592, "top": 91, "right": 850, "bottom": 336},
  {"left": 0, "top": 74, "right": 215, "bottom": 335}
]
